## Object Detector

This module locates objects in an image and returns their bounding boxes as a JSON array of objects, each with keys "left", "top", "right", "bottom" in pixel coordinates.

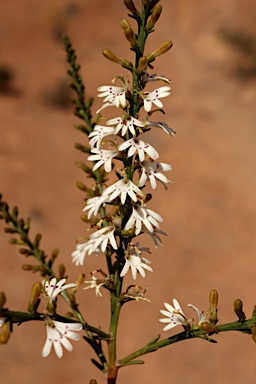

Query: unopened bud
[
  {"left": 200, "top": 322, "right": 218, "bottom": 334},
  {"left": 33, "top": 233, "right": 42, "bottom": 247},
  {"left": 22, "top": 264, "right": 33, "bottom": 271},
  {"left": 69, "top": 294, "right": 77, "bottom": 307},
  {"left": 147, "top": 40, "right": 173, "bottom": 62},
  {"left": 252, "top": 305, "right": 256, "bottom": 318},
  {"left": 0, "top": 292, "right": 6, "bottom": 310},
  {"left": 48, "top": 248, "right": 59, "bottom": 267},
  {"left": 120, "top": 18, "right": 131, "bottom": 31},
  {"left": 103, "top": 49, "right": 133, "bottom": 70},
  {"left": 58, "top": 264, "right": 66, "bottom": 279},
  {"left": 76, "top": 181, "right": 90, "bottom": 192},
  {"left": 209, "top": 289, "right": 218, "bottom": 324},
  {"left": 0, "top": 321, "right": 11, "bottom": 344},
  {"left": 234, "top": 299, "right": 246, "bottom": 323},
  {"left": 89, "top": 380, "right": 97, "bottom": 384},
  {"left": 124, "top": 28, "right": 138, "bottom": 48},
  {"left": 76, "top": 273, "right": 86, "bottom": 287},
  {"left": 146, "top": 5, "right": 162, "bottom": 31},
  {"left": 137, "top": 56, "right": 148, "bottom": 72},
  {"left": 123, "top": 0, "right": 138, "bottom": 16},
  {"left": 28, "top": 282, "right": 42, "bottom": 313}
]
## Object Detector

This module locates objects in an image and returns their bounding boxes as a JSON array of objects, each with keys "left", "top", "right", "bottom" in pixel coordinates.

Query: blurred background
[{"left": 1, "top": 0, "right": 256, "bottom": 383}]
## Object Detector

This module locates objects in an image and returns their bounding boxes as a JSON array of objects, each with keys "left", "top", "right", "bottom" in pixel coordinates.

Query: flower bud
[
  {"left": 22, "top": 264, "right": 33, "bottom": 271},
  {"left": 89, "top": 380, "right": 97, "bottom": 384},
  {"left": 76, "top": 273, "right": 85, "bottom": 287},
  {"left": 102, "top": 49, "right": 133, "bottom": 70},
  {"left": 59, "top": 263, "right": 66, "bottom": 279},
  {"left": 146, "top": 5, "right": 162, "bottom": 31},
  {"left": 137, "top": 56, "right": 148, "bottom": 72},
  {"left": 234, "top": 299, "right": 246, "bottom": 323},
  {"left": 252, "top": 326, "right": 256, "bottom": 343},
  {"left": 120, "top": 18, "right": 132, "bottom": 31},
  {"left": 0, "top": 292, "right": 6, "bottom": 311},
  {"left": 124, "top": 28, "right": 138, "bottom": 49},
  {"left": 147, "top": 40, "right": 173, "bottom": 62},
  {"left": 252, "top": 305, "right": 256, "bottom": 318},
  {"left": 209, "top": 289, "right": 218, "bottom": 325},
  {"left": 28, "top": 282, "right": 41, "bottom": 313},
  {"left": 123, "top": 0, "right": 138, "bottom": 16},
  {"left": 0, "top": 321, "right": 11, "bottom": 344}
]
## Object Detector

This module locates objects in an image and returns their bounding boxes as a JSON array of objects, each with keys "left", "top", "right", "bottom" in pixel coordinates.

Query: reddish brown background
[{"left": 1, "top": 0, "right": 256, "bottom": 383}]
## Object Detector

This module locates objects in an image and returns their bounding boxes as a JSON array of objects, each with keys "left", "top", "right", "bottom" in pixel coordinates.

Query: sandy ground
[{"left": 1, "top": 0, "right": 256, "bottom": 383}]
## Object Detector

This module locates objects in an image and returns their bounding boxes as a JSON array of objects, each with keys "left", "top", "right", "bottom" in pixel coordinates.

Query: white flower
[
  {"left": 139, "top": 160, "right": 172, "bottom": 189},
  {"left": 103, "top": 179, "right": 144, "bottom": 204},
  {"left": 159, "top": 299, "right": 188, "bottom": 331},
  {"left": 142, "top": 86, "right": 171, "bottom": 112},
  {"left": 42, "top": 318, "right": 82, "bottom": 359},
  {"left": 83, "top": 195, "right": 110, "bottom": 219},
  {"left": 141, "top": 73, "right": 171, "bottom": 86},
  {"left": 42, "top": 278, "right": 76, "bottom": 302},
  {"left": 96, "top": 98, "right": 115, "bottom": 115},
  {"left": 97, "top": 85, "right": 127, "bottom": 108},
  {"left": 120, "top": 255, "right": 153, "bottom": 280},
  {"left": 71, "top": 241, "right": 95, "bottom": 266},
  {"left": 118, "top": 138, "right": 159, "bottom": 162},
  {"left": 143, "top": 227, "right": 168, "bottom": 248},
  {"left": 106, "top": 116, "right": 145, "bottom": 136},
  {"left": 88, "top": 148, "right": 118, "bottom": 172},
  {"left": 88, "top": 125, "right": 115, "bottom": 149},
  {"left": 71, "top": 226, "right": 118, "bottom": 266},
  {"left": 146, "top": 121, "right": 176, "bottom": 136},
  {"left": 125, "top": 205, "right": 163, "bottom": 235}
]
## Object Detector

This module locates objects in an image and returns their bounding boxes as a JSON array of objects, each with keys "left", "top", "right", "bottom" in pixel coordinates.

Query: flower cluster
[{"left": 72, "top": 54, "right": 174, "bottom": 282}]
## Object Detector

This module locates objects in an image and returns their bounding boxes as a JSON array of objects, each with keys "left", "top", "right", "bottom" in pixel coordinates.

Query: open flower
[
  {"left": 188, "top": 304, "right": 209, "bottom": 327},
  {"left": 142, "top": 86, "right": 171, "bottom": 112},
  {"left": 71, "top": 226, "right": 118, "bottom": 266},
  {"left": 84, "top": 271, "right": 110, "bottom": 298},
  {"left": 96, "top": 98, "right": 116, "bottom": 115},
  {"left": 83, "top": 195, "right": 110, "bottom": 219},
  {"left": 120, "top": 254, "right": 153, "bottom": 279},
  {"left": 88, "top": 148, "right": 118, "bottom": 172},
  {"left": 97, "top": 85, "right": 127, "bottom": 108},
  {"left": 159, "top": 299, "right": 188, "bottom": 331},
  {"left": 118, "top": 138, "right": 159, "bottom": 162},
  {"left": 88, "top": 125, "right": 115, "bottom": 149},
  {"left": 103, "top": 179, "right": 144, "bottom": 204},
  {"left": 42, "top": 318, "right": 82, "bottom": 359},
  {"left": 107, "top": 116, "right": 145, "bottom": 136},
  {"left": 125, "top": 205, "right": 163, "bottom": 235},
  {"left": 139, "top": 160, "right": 172, "bottom": 189},
  {"left": 42, "top": 277, "right": 76, "bottom": 302}
]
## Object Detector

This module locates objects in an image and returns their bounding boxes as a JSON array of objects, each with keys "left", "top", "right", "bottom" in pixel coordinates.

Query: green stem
[{"left": 119, "top": 318, "right": 256, "bottom": 365}]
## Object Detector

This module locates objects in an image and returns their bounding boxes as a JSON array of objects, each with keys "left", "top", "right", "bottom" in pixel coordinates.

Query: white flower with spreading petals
[
  {"left": 71, "top": 226, "right": 118, "bottom": 266},
  {"left": 84, "top": 271, "right": 110, "bottom": 298},
  {"left": 88, "top": 148, "right": 118, "bottom": 172},
  {"left": 143, "top": 227, "right": 168, "bottom": 248},
  {"left": 103, "top": 179, "right": 144, "bottom": 204},
  {"left": 97, "top": 85, "right": 127, "bottom": 108},
  {"left": 146, "top": 121, "right": 176, "bottom": 136},
  {"left": 89, "top": 125, "right": 115, "bottom": 149},
  {"left": 42, "top": 318, "right": 82, "bottom": 359},
  {"left": 106, "top": 116, "right": 145, "bottom": 136},
  {"left": 142, "top": 86, "right": 171, "bottom": 112},
  {"left": 83, "top": 195, "right": 110, "bottom": 219},
  {"left": 120, "top": 254, "right": 153, "bottom": 280},
  {"left": 42, "top": 277, "right": 76, "bottom": 302},
  {"left": 159, "top": 299, "right": 188, "bottom": 331},
  {"left": 125, "top": 205, "right": 163, "bottom": 235},
  {"left": 139, "top": 160, "right": 172, "bottom": 189},
  {"left": 118, "top": 138, "right": 159, "bottom": 162}
]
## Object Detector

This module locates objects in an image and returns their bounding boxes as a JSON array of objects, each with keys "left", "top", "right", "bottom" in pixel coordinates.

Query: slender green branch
[{"left": 119, "top": 317, "right": 256, "bottom": 365}]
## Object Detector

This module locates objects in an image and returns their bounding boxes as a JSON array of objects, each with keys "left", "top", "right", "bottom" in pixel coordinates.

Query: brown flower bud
[
  {"left": 22, "top": 264, "right": 33, "bottom": 271},
  {"left": 124, "top": 28, "right": 137, "bottom": 48},
  {"left": 151, "top": 5, "right": 162, "bottom": 25},
  {"left": 252, "top": 326, "right": 256, "bottom": 343},
  {"left": 0, "top": 292, "right": 6, "bottom": 310},
  {"left": 209, "top": 289, "right": 219, "bottom": 325},
  {"left": 58, "top": 264, "right": 66, "bottom": 279},
  {"left": 120, "top": 18, "right": 131, "bottom": 31},
  {"left": 123, "top": 0, "right": 138, "bottom": 16},
  {"left": 102, "top": 49, "right": 133, "bottom": 69},
  {"left": 137, "top": 56, "right": 148, "bottom": 72},
  {"left": 0, "top": 321, "right": 11, "bottom": 344},
  {"left": 234, "top": 298, "right": 246, "bottom": 323},
  {"left": 147, "top": 40, "right": 173, "bottom": 62},
  {"left": 28, "top": 282, "right": 42, "bottom": 313},
  {"left": 252, "top": 305, "right": 256, "bottom": 318}
]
